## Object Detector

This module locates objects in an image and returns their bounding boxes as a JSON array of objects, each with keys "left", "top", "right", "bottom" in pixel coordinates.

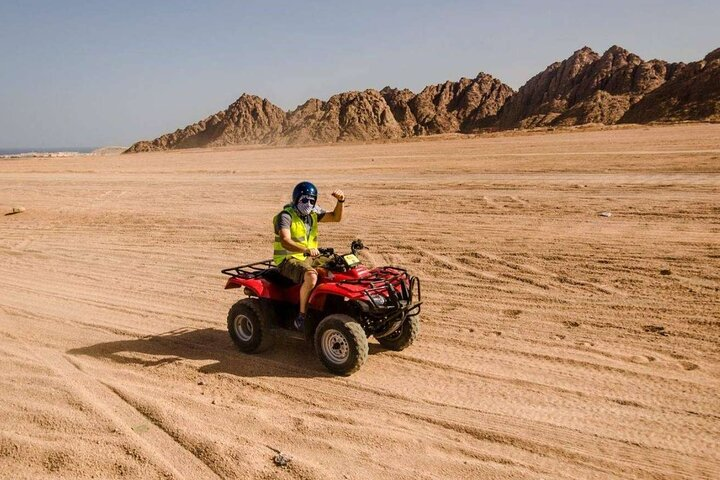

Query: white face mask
[{"left": 296, "top": 196, "right": 316, "bottom": 215}]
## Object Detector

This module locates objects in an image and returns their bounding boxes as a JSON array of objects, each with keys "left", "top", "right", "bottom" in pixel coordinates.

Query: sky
[{"left": 0, "top": 0, "right": 718, "bottom": 149}]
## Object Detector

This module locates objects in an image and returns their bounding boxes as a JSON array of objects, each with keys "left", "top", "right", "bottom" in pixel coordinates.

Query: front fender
[{"left": 308, "top": 282, "right": 367, "bottom": 310}]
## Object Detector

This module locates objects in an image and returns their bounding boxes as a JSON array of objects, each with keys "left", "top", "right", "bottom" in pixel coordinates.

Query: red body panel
[
  {"left": 224, "top": 263, "right": 406, "bottom": 308},
  {"left": 224, "top": 277, "right": 301, "bottom": 302}
]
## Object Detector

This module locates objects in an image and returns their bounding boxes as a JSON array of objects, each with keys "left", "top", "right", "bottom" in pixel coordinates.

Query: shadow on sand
[{"left": 68, "top": 327, "right": 386, "bottom": 379}]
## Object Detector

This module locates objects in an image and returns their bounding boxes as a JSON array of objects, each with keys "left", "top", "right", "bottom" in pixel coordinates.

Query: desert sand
[{"left": 1, "top": 124, "right": 719, "bottom": 479}]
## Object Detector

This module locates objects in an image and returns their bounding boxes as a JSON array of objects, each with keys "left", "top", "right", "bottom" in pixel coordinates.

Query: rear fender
[
  {"left": 224, "top": 277, "right": 266, "bottom": 297},
  {"left": 225, "top": 277, "right": 301, "bottom": 303}
]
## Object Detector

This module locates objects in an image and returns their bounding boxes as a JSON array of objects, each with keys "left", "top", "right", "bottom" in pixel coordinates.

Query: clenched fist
[{"left": 331, "top": 189, "right": 345, "bottom": 202}]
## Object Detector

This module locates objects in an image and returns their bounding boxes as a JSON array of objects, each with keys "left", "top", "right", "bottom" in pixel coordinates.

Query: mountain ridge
[{"left": 126, "top": 46, "right": 719, "bottom": 153}]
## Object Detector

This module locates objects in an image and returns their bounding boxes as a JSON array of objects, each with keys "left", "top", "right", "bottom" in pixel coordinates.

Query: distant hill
[
  {"left": 90, "top": 146, "right": 127, "bottom": 155},
  {"left": 125, "top": 46, "right": 719, "bottom": 153}
]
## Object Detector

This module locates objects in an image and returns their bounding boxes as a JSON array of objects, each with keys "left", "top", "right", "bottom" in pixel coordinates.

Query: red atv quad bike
[{"left": 221, "top": 239, "right": 421, "bottom": 375}]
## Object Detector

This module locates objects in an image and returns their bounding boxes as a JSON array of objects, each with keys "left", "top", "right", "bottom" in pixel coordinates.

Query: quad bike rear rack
[{"left": 221, "top": 260, "right": 274, "bottom": 279}]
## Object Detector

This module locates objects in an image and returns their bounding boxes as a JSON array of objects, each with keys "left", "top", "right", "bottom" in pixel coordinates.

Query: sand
[{"left": 0, "top": 124, "right": 718, "bottom": 479}]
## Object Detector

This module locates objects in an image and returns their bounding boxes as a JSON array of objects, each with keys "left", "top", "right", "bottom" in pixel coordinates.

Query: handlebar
[
  {"left": 303, "top": 247, "right": 334, "bottom": 257},
  {"left": 302, "top": 239, "right": 367, "bottom": 258}
]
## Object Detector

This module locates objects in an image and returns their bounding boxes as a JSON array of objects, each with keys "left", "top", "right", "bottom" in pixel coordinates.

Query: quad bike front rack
[{"left": 337, "top": 266, "right": 422, "bottom": 329}]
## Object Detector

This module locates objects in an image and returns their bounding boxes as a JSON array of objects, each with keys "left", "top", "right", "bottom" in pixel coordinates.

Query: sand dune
[{"left": 1, "top": 124, "right": 719, "bottom": 479}]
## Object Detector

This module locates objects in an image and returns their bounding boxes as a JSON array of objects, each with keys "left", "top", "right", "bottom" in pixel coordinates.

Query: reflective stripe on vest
[{"left": 272, "top": 206, "right": 318, "bottom": 265}]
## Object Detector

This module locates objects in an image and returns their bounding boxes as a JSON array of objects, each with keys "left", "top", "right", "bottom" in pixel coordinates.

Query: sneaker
[{"left": 293, "top": 313, "right": 305, "bottom": 331}]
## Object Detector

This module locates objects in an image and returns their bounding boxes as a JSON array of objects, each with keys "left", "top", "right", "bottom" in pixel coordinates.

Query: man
[{"left": 273, "top": 181, "right": 345, "bottom": 330}]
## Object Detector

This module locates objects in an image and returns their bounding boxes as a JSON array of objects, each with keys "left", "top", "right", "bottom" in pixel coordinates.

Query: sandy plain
[{"left": 0, "top": 124, "right": 719, "bottom": 479}]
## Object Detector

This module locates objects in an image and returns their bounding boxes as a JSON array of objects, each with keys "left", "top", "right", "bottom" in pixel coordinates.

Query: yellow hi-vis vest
[{"left": 272, "top": 205, "right": 318, "bottom": 265}]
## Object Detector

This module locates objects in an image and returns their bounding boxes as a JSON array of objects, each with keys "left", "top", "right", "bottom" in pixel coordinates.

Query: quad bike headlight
[{"left": 367, "top": 293, "right": 387, "bottom": 306}]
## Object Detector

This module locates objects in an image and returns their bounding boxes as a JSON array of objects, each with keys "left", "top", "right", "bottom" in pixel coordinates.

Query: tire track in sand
[{"left": 9, "top": 340, "right": 222, "bottom": 480}]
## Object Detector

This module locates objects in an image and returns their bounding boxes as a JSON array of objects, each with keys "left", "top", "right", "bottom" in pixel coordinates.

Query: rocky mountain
[
  {"left": 620, "top": 48, "right": 720, "bottom": 123},
  {"left": 380, "top": 87, "right": 417, "bottom": 135},
  {"left": 389, "top": 73, "right": 514, "bottom": 135},
  {"left": 280, "top": 90, "right": 404, "bottom": 145},
  {"left": 496, "top": 45, "right": 680, "bottom": 128},
  {"left": 125, "top": 45, "right": 718, "bottom": 152},
  {"left": 377, "top": 73, "right": 514, "bottom": 136},
  {"left": 126, "top": 94, "right": 286, "bottom": 153},
  {"left": 126, "top": 73, "right": 514, "bottom": 151}
]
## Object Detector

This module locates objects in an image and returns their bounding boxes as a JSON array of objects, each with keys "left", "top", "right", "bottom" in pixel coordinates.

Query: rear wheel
[
  {"left": 314, "top": 314, "right": 368, "bottom": 375},
  {"left": 376, "top": 315, "right": 419, "bottom": 351},
  {"left": 227, "top": 298, "right": 274, "bottom": 353}
]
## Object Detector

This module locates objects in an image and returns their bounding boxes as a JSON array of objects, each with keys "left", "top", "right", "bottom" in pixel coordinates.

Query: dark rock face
[
  {"left": 496, "top": 47, "right": 600, "bottom": 129},
  {"left": 553, "top": 90, "right": 631, "bottom": 126},
  {"left": 125, "top": 45, "right": 719, "bottom": 153},
  {"left": 621, "top": 49, "right": 720, "bottom": 123},
  {"left": 380, "top": 87, "right": 417, "bottom": 136},
  {"left": 705, "top": 47, "right": 720, "bottom": 63},
  {"left": 496, "top": 46, "right": 680, "bottom": 129},
  {"left": 459, "top": 74, "right": 517, "bottom": 131}
]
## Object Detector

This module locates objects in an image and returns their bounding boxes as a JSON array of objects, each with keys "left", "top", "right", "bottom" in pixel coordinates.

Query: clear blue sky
[{"left": 0, "top": 0, "right": 718, "bottom": 148}]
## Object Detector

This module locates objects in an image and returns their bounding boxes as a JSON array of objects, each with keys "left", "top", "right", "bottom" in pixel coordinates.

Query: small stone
[
  {"left": 643, "top": 325, "right": 668, "bottom": 336},
  {"left": 598, "top": 211, "right": 612, "bottom": 217},
  {"left": 6, "top": 206, "right": 26, "bottom": 215},
  {"left": 197, "top": 380, "right": 205, "bottom": 385},
  {"left": 273, "top": 452, "right": 292, "bottom": 467},
  {"left": 131, "top": 424, "right": 149, "bottom": 433},
  {"left": 468, "top": 328, "right": 475, "bottom": 333},
  {"left": 660, "top": 269, "right": 671, "bottom": 275}
]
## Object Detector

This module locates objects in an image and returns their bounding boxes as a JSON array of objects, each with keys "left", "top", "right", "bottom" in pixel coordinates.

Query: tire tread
[
  {"left": 315, "top": 314, "right": 368, "bottom": 375},
  {"left": 227, "top": 298, "right": 274, "bottom": 353}
]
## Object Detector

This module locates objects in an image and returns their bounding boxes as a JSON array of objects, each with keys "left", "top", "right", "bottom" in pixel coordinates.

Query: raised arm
[{"left": 320, "top": 189, "right": 345, "bottom": 223}]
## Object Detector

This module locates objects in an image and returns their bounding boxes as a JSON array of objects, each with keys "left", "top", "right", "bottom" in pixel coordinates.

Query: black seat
[{"left": 260, "top": 268, "right": 298, "bottom": 288}]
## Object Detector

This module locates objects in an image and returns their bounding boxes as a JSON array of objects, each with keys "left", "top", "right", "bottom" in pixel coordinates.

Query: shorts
[{"left": 277, "top": 257, "right": 327, "bottom": 284}]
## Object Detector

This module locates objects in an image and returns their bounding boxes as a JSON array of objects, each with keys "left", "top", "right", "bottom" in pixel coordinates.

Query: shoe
[{"left": 293, "top": 313, "right": 305, "bottom": 331}]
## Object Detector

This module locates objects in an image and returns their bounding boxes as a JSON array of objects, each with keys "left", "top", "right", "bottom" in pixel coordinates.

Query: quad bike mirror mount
[{"left": 351, "top": 238, "right": 367, "bottom": 254}]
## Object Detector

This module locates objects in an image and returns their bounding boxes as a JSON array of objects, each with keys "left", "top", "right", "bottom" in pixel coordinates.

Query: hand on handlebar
[{"left": 304, "top": 248, "right": 321, "bottom": 258}]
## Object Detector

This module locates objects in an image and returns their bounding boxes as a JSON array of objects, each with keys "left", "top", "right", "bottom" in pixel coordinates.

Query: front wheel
[
  {"left": 227, "top": 299, "right": 274, "bottom": 353},
  {"left": 376, "top": 315, "right": 419, "bottom": 351},
  {"left": 314, "top": 314, "right": 368, "bottom": 375}
]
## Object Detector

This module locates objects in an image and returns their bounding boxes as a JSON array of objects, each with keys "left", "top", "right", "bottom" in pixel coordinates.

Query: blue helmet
[{"left": 292, "top": 181, "right": 318, "bottom": 205}]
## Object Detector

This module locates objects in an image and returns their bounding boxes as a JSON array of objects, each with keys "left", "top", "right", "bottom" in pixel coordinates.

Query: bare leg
[{"left": 299, "top": 269, "right": 318, "bottom": 314}]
